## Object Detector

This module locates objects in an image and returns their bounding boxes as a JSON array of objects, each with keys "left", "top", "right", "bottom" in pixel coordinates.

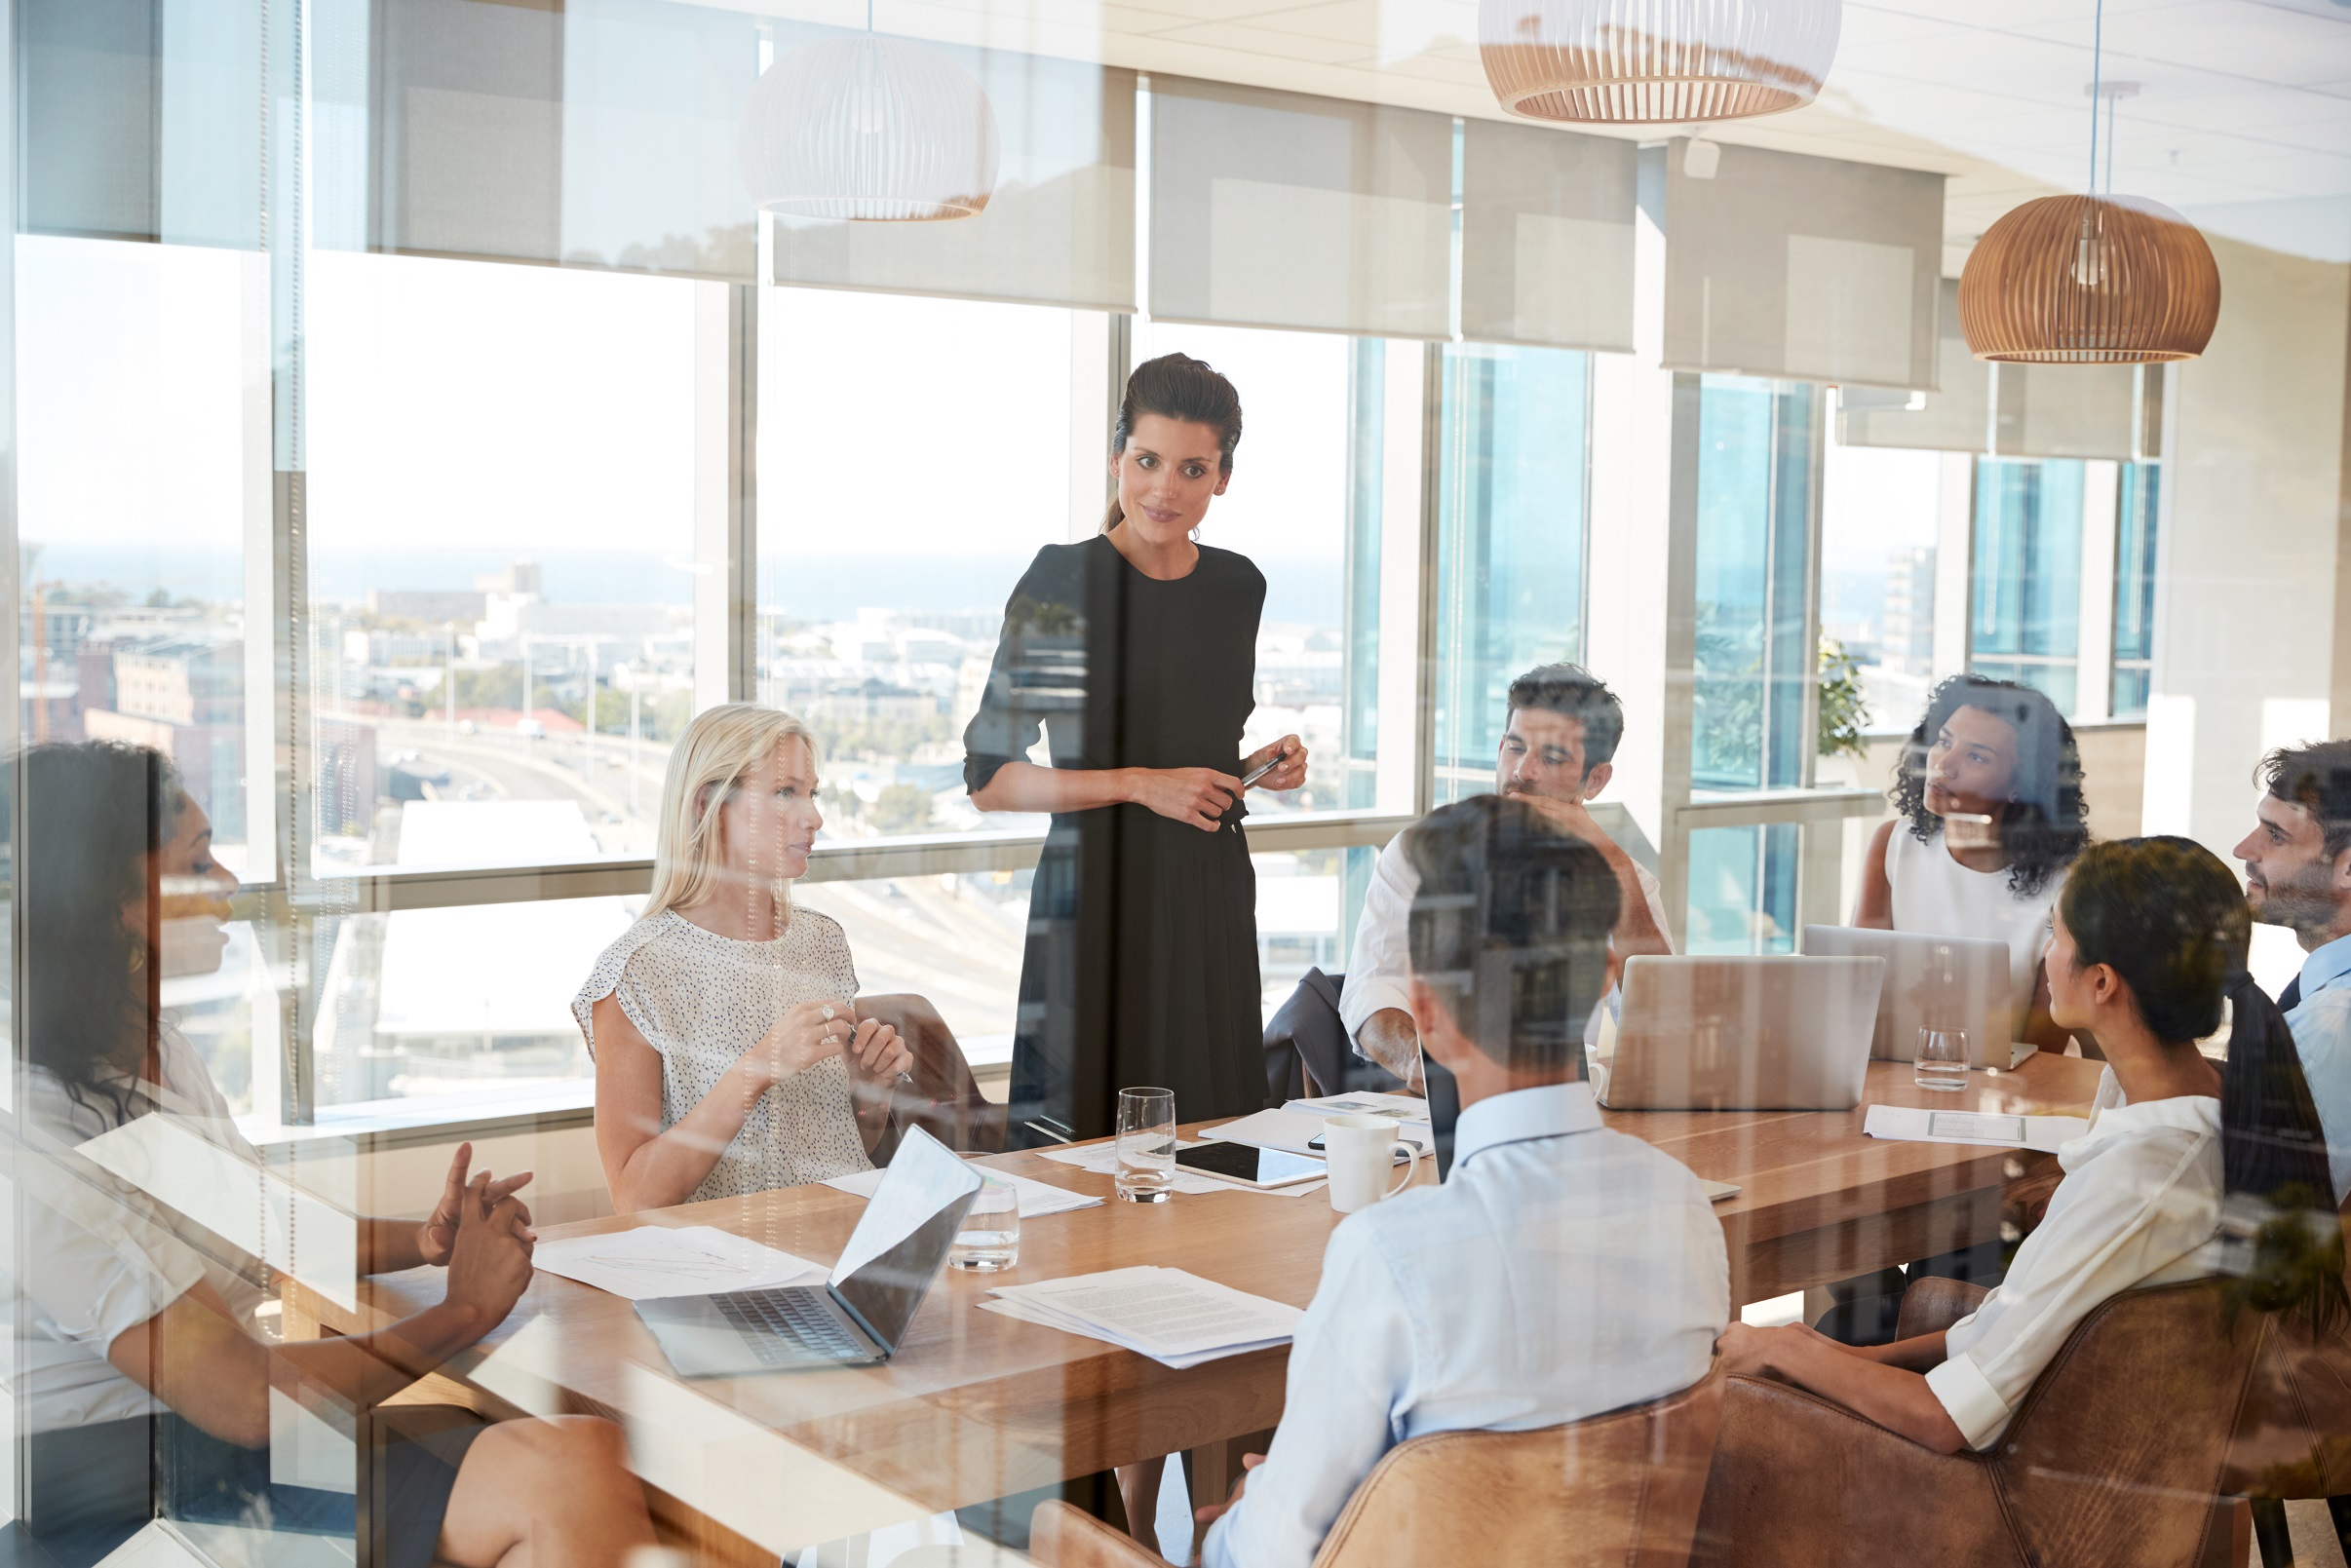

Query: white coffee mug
[{"left": 1322, "top": 1114, "right": 1419, "bottom": 1214}]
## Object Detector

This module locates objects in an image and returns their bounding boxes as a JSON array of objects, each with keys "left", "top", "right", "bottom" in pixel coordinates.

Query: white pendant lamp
[
  {"left": 1479, "top": 0, "right": 1842, "bottom": 123},
  {"left": 739, "top": 24, "right": 999, "bottom": 222}
]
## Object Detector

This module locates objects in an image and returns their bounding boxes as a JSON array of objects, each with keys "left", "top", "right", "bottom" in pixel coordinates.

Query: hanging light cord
[{"left": 2087, "top": 0, "right": 2104, "bottom": 195}]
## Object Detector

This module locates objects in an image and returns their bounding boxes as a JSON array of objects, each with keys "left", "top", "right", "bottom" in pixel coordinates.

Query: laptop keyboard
[{"left": 714, "top": 1287, "right": 867, "bottom": 1363}]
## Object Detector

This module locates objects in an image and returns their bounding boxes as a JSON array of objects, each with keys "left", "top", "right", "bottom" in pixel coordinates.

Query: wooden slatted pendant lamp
[
  {"left": 1478, "top": 0, "right": 1842, "bottom": 123},
  {"left": 1957, "top": 2, "right": 2218, "bottom": 363}
]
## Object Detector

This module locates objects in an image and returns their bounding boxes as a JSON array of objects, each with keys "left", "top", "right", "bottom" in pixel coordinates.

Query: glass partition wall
[{"left": 17, "top": 0, "right": 2343, "bottom": 1563}]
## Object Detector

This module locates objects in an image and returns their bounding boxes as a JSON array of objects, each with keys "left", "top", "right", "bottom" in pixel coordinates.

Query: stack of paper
[
  {"left": 822, "top": 1166, "right": 1101, "bottom": 1218},
  {"left": 983, "top": 1267, "right": 1305, "bottom": 1368},
  {"left": 532, "top": 1225, "right": 825, "bottom": 1300},
  {"left": 1288, "top": 1091, "right": 1432, "bottom": 1135},
  {"left": 1865, "top": 1104, "right": 2090, "bottom": 1152}
]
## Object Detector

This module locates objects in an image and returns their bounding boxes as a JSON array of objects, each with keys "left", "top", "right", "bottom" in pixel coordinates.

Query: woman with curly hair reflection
[{"left": 1856, "top": 673, "right": 2094, "bottom": 1056}]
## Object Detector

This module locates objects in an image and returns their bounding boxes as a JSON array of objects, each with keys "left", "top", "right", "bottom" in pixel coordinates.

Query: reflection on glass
[
  {"left": 1433, "top": 342, "right": 1591, "bottom": 803},
  {"left": 1971, "top": 456, "right": 2086, "bottom": 716}
]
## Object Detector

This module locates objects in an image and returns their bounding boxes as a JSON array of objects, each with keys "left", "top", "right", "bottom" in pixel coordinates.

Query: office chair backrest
[{"left": 1310, "top": 1358, "right": 1726, "bottom": 1568}]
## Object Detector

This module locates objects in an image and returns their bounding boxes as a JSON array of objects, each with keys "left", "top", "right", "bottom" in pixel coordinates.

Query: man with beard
[
  {"left": 2233, "top": 740, "right": 2351, "bottom": 1202},
  {"left": 1342, "top": 665, "right": 1673, "bottom": 1088}
]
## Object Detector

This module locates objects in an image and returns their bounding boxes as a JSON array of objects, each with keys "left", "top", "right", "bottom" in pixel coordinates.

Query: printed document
[
  {"left": 532, "top": 1226, "right": 825, "bottom": 1300},
  {"left": 984, "top": 1266, "right": 1303, "bottom": 1368},
  {"left": 823, "top": 1165, "right": 1100, "bottom": 1219},
  {"left": 1864, "top": 1104, "right": 2090, "bottom": 1152}
]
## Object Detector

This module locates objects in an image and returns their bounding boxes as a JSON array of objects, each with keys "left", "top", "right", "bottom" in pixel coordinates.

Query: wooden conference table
[{"left": 284, "top": 1055, "right": 2102, "bottom": 1562}]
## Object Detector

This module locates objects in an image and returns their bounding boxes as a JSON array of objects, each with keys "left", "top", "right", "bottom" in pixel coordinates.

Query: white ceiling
[{"left": 728, "top": 0, "right": 2351, "bottom": 263}]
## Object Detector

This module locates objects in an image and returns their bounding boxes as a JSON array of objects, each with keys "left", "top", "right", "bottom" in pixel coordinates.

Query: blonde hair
[{"left": 641, "top": 704, "right": 820, "bottom": 924}]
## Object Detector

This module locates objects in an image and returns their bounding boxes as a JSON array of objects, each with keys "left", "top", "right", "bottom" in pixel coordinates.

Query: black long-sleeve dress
[{"left": 962, "top": 533, "right": 1267, "bottom": 1145}]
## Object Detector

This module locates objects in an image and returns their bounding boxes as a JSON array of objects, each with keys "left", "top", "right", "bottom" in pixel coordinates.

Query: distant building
[
  {"left": 367, "top": 589, "right": 487, "bottom": 624},
  {"left": 807, "top": 677, "right": 933, "bottom": 726},
  {"left": 1881, "top": 547, "right": 1936, "bottom": 675},
  {"left": 81, "top": 634, "right": 250, "bottom": 838},
  {"left": 475, "top": 561, "right": 542, "bottom": 596}
]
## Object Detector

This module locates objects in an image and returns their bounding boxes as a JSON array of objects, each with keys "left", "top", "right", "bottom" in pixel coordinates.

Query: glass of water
[
  {"left": 949, "top": 1172, "right": 1020, "bottom": 1271},
  {"left": 1115, "top": 1087, "right": 1176, "bottom": 1203},
  {"left": 1914, "top": 1027, "right": 1971, "bottom": 1092}
]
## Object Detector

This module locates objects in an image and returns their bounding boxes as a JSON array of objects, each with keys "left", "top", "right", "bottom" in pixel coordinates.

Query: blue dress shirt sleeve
[{"left": 1202, "top": 1219, "right": 1414, "bottom": 1568}]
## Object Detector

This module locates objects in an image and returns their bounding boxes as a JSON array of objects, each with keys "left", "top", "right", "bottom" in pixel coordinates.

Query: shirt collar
[
  {"left": 1452, "top": 1081, "right": 1604, "bottom": 1171},
  {"left": 2065, "top": 1091, "right": 2220, "bottom": 1166},
  {"left": 2298, "top": 931, "right": 2351, "bottom": 1002}
]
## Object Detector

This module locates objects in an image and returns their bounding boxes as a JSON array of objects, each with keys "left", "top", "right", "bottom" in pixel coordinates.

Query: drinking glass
[
  {"left": 1914, "top": 1027, "right": 1971, "bottom": 1092},
  {"left": 949, "top": 1173, "right": 1020, "bottom": 1271},
  {"left": 1115, "top": 1087, "right": 1176, "bottom": 1203}
]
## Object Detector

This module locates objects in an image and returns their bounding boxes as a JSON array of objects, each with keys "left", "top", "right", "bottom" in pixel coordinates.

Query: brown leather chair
[
  {"left": 1693, "top": 1280, "right": 2265, "bottom": 1568},
  {"left": 2222, "top": 1223, "right": 2351, "bottom": 1502},
  {"left": 1030, "top": 1358, "right": 1727, "bottom": 1568},
  {"left": 858, "top": 992, "right": 1007, "bottom": 1156}
]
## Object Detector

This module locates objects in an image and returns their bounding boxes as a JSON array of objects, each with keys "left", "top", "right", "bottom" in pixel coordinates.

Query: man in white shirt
[
  {"left": 1343, "top": 664, "right": 1674, "bottom": 1087},
  {"left": 2233, "top": 740, "right": 2351, "bottom": 1200},
  {"left": 1197, "top": 795, "right": 1729, "bottom": 1568}
]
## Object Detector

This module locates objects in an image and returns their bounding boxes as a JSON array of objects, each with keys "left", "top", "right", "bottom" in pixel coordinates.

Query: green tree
[
  {"left": 1817, "top": 636, "right": 1870, "bottom": 760},
  {"left": 870, "top": 784, "right": 935, "bottom": 836}
]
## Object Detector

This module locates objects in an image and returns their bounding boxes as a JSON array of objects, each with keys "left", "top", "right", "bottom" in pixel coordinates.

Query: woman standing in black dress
[{"left": 964, "top": 353, "right": 1306, "bottom": 1147}]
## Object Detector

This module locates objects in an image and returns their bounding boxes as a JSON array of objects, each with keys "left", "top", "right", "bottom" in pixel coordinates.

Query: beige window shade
[
  {"left": 369, "top": 0, "right": 758, "bottom": 282},
  {"left": 1148, "top": 77, "right": 1452, "bottom": 340},
  {"left": 1836, "top": 281, "right": 1989, "bottom": 452},
  {"left": 770, "top": 47, "right": 1137, "bottom": 313},
  {"left": 1992, "top": 363, "right": 2147, "bottom": 460},
  {"left": 1459, "top": 118, "right": 1637, "bottom": 353},
  {"left": 1661, "top": 139, "right": 1945, "bottom": 391},
  {"left": 23, "top": 0, "right": 265, "bottom": 248}
]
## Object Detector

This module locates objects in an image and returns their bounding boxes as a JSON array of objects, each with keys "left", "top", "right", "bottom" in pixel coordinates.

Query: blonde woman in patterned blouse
[{"left": 576, "top": 705, "right": 915, "bottom": 1211}]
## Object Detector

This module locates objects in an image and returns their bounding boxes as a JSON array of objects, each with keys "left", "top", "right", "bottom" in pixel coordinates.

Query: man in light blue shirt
[
  {"left": 2234, "top": 740, "right": 2351, "bottom": 1200},
  {"left": 1197, "top": 795, "right": 1729, "bottom": 1568}
]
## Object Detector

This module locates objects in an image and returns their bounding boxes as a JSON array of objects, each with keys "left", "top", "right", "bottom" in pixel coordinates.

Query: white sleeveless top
[
  {"left": 1885, "top": 823, "right": 2066, "bottom": 1023},
  {"left": 572, "top": 909, "right": 872, "bottom": 1203}
]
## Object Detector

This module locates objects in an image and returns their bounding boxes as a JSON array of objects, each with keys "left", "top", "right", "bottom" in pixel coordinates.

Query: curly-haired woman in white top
[{"left": 576, "top": 705, "right": 916, "bottom": 1211}]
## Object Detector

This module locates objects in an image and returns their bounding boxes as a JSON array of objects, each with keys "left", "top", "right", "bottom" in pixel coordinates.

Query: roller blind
[
  {"left": 1459, "top": 118, "right": 1637, "bottom": 353},
  {"left": 1836, "top": 281, "right": 1988, "bottom": 452},
  {"left": 1661, "top": 139, "right": 1945, "bottom": 391},
  {"left": 1148, "top": 77, "right": 1452, "bottom": 340},
  {"left": 1993, "top": 363, "right": 2144, "bottom": 460},
  {"left": 22, "top": 0, "right": 263, "bottom": 249},
  {"left": 368, "top": 0, "right": 759, "bottom": 281},
  {"left": 770, "top": 47, "right": 1136, "bottom": 313}
]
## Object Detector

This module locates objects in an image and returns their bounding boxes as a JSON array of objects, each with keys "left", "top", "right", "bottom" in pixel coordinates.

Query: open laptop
[
  {"left": 1595, "top": 955, "right": 1884, "bottom": 1112},
  {"left": 635, "top": 1127, "right": 982, "bottom": 1377},
  {"left": 1803, "top": 926, "right": 2036, "bottom": 1070}
]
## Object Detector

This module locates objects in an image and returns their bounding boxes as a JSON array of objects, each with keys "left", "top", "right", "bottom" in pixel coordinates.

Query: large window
[
  {"left": 1819, "top": 433, "right": 1943, "bottom": 734},
  {"left": 306, "top": 252, "right": 703, "bottom": 877},
  {"left": 1686, "top": 376, "right": 1819, "bottom": 955},
  {"left": 1430, "top": 342, "right": 1591, "bottom": 803},
  {"left": 18, "top": 237, "right": 257, "bottom": 874},
  {"left": 2112, "top": 462, "right": 2161, "bottom": 719},
  {"left": 1970, "top": 456, "right": 2086, "bottom": 715}
]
